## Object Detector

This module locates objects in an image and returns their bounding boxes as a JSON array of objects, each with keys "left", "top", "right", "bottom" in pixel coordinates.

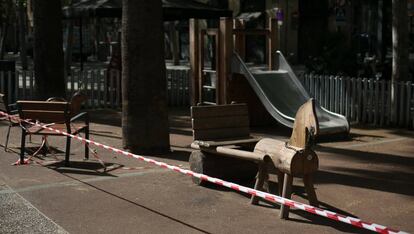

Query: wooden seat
[
  {"left": 17, "top": 98, "right": 89, "bottom": 166},
  {"left": 189, "top": 103, "right": 261, "bottom": 184},
  {"left": 0, "top": 93, "right": 19, "bottom": 152},
  {"left": 24, "top": 123, "right": 88, "bottom": 135}
]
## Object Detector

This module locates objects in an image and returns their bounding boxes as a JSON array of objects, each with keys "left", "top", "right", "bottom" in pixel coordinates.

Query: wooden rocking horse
[{"left": 253, "top": 98, "right": 320, "bottom": 218}]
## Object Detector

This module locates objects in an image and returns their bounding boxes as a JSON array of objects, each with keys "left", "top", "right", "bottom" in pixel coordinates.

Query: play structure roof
[{"left": 63, "top": 0, "right": 232, "bottom": 20}]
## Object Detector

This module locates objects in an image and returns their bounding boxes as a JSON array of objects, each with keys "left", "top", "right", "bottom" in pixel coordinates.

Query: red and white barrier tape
[{"left": 1, "top": 111, "right": 407, "bottom": 234}]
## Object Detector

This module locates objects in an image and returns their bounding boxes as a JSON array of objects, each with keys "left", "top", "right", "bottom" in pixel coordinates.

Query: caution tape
[{"left": 0, "top": 111, "right": 407, "bottom": 234}]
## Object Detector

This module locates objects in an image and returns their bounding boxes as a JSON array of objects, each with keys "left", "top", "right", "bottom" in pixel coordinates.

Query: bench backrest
[
  {"left": 17, "top": 101, "right": 70, "bottom": 124},
  {"left": 191, "top": 103, "right": 250, "bottom": 141}
]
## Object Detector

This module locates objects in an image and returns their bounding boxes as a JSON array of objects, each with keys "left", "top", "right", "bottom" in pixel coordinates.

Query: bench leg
[
  {"left": 279, "top": 173, "right": 293, "bottom": 219},
  {"left": 5, "top": 123, "right": 11, "bottom": 152},
  {"left": 250, "top": 162, "right": 269, "bottom": 205},
  {"left": 65, "top": 136, "right": 71, "bottom": 166},
  {"left": 303, "top": 174, "right": 319, "bottom": 207},
  {"left": 84, "top": 127, "right": 89, "bottom": 160},
  {"left": 20, "top": 129, "right": 26, "bottom": 163}
]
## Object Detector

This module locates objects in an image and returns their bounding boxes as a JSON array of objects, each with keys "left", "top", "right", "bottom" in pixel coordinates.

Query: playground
[
  {"left": 0, "top": 2, "right": 412, "bottom": 232},
  {"left": 0, "top": 108, "right": 413, "bottom": 233}
]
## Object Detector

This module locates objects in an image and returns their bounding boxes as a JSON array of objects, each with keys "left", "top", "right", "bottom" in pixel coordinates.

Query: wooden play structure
[
  {"left": 190, "top": 99, "right": 320, "bottom": 219},
  {"left": 189, "top": 16, "right": 350, "bottom": 134},
  {"left": 189, "top": 16, "right": 278, "bottom": 105}
]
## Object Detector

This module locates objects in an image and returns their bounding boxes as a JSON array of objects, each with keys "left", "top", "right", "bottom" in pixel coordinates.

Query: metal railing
[
  {"left": 300, "top": 74, "right": 414, "bottom": 128},
  {"left": 2, "top": 70, "right": 412, "bottom": 128},
  {"left": 0, "top": 68, "right": 191, "bottom": 108}
]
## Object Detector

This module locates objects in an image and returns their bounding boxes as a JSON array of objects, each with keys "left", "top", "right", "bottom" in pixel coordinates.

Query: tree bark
[
  {"left": 0, "top": 22, "right": 9, "bottom": 60},
  {"left": 64, "top": 20, "right": 74, "bottom": 75},
  {"left": 391, "top": 0, "right": 409, "bottom": 123},
  {"left": 64, "top": 0, "right": 74, "bottom": 75},
  {"left": 0, "top": 2, "right": 12, "bottom": 60},
  {"left": 392, "top": 0, "right": 409, "bottom": 82},
  {"left": 121, "top": 0, "right": 170, "bottom": 154},
  {"left": 17, "top": 0, "right": 28, "bottom": 70},
  {"left": 33, "top": 0, "right": 65, "bottom": 99}
]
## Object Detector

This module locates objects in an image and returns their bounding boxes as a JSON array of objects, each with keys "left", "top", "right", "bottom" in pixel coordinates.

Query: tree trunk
[
  {"left": 121, "top": 0, "right": 170, "bottom": 154},
  {"left": 0, "top": 22, "right": 9, "bottom": 60},
  {"left": 18, "top": 0, "right": 28, "bottom": 70},
  {"left": 33, "top": 0, "right": 65, "bottom": 99},
  {"left": 391, "top": 0, "right": 409, "bottom": 123},
  {"left": 392, "top": 0, "right": 409, "bottom": 82},
  {"left": 64, "top": 20, "right": 74, "bottom": 75},
  {"left": 64, "top": 0, "right": 74, "bottom": 75}
]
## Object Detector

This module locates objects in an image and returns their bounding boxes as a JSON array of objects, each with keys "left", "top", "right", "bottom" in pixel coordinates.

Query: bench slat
[
  {"left": 17, "top": 101, "right": 68, "bottom": 111},
  {"left": 19, "top": 110, "right": 67, "bottom": 123},
  {"left": 191, "top": 104, "right": 248, "bottom": 118},
  {"left": 192, "top": 115, "right": 249, "bottom": 130},
  {"left": 193, "top": 127, "right": 250, "bottom": 141}
]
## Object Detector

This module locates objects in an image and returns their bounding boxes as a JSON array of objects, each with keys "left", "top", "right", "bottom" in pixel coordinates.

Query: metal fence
[
  {"left": 300, "top": 74, "right": 414, "bottom": 128},
  {"left": 0, "top": 68, "right": 191, "bottom": 108},
  {"left": 2, "top": 69, "right": 413, "bottom": 128}
]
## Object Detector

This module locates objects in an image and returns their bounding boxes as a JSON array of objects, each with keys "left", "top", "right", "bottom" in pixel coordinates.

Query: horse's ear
[{"left": 288, "top": 98, "right": 319, "bottom": 148}]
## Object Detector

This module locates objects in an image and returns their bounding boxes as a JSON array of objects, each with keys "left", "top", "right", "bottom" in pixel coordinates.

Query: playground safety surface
[{"left": 0, "top": 108, "right": 413, "bottom": 234}]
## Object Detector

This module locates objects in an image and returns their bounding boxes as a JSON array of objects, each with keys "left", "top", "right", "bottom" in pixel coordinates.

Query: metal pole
[{"left": 79, "top": 18, "right": 83, "bottom": 71}]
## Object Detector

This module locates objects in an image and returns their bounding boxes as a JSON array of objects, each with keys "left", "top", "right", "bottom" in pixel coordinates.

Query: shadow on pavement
[
  {"left": 46, "top": 161, "right": 119, "bottom": 177},
  {"left": 314, "top": 146, "right": 414, "bottom": 196},
  {"left": 58, "top": 172, "right": 213, "bottom": 234}
]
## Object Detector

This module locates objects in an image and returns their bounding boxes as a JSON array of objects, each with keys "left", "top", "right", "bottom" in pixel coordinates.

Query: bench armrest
[
  {"left": 8, "top": 103, "right": 17, "bottom": 114},
  {"left": 70, "top": 112, "right": 89, "bottom": 123}
]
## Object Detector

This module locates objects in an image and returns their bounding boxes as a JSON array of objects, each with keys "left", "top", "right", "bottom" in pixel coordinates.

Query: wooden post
[
  {"left": 198, "top": 30, "right": 205, "bottom": 104},
  {"left": 189, "top": 19, "right": 200, "bottom": 105},
  {"left": 170, "top": 21, "right": 180, "bottom": 66},
  {"left": 218, "top": 17, "right": 233, "bottom": 104},
  {"left": 233, "top": 19, "right": 246, "bottom": 60},
  {"left": 267, "top": 17, "right": 278, "bottom": 70}
]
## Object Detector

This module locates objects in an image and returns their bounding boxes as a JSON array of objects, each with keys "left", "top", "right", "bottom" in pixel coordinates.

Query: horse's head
[{"left": 288, "top": 98, "right": 319, "bottom": 149}]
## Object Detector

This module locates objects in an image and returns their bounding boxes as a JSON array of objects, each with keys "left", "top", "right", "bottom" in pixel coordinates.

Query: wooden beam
[
  {"left": 169, "top": 21, "right": 180, "bottom": 66},
  {"left": 233, "top": 29, "right": 269, "bottom": 36},
  {"left": 198, "top": 29, "right": 205, "bottom": 104},
  {"left": 218, "top": 17, "right": 233, "bottom": 104},
  {"left": 267, "top": 17, "right": 278, "bottom": 70},
  {"left": 233, "top": 19, "right": 246, "bottom": 59},
  {"left": 189, "top": 19, "right": 200, "bottom": 105}
]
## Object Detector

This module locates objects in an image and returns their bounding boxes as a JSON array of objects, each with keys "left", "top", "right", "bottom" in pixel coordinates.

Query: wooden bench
[
  {"left": 17, "top": 99, "right": 89, "bottom": 166},
  {"left": 189, "top": 100, "right": 320, "bottom": 219},
  {"left": 189, "top": 103, "right": 263, "bottom": 183}
]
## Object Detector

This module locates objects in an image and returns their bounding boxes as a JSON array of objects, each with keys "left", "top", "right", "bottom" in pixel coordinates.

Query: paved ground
[{"left": 0, "top": 108, "right": 413, "bottom": 234}]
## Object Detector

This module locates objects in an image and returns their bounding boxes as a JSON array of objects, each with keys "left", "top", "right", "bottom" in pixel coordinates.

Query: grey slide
[{"left": 231, "top": 51, "right": 350, "bottom": 136}]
